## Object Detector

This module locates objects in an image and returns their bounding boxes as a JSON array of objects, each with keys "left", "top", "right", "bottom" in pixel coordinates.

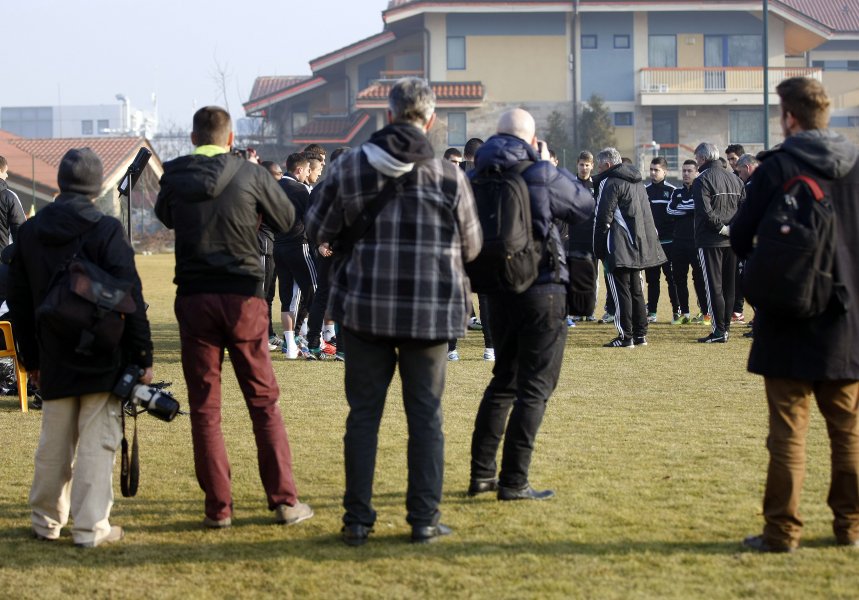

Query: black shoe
[
  {"left": 698, "top": 332, "right": 728, "bottom": 344},
  {"left": 342, "top": 523, "right": 373, "bottom": 547},
  {"left": 467, "top": 478, "right": 498, "bottom": 496},
  {"left": 742, "top": 534, "right": 794, "bottom": 553},
  {"left": 30, "top": 392, "right": 43, "bottom": 410},
  {"left": 411, "top": 523, "right": 452, "bottom": 544},
  {"left": 742, "top": 330, "right": 754, "bottom": 338},
  {"left": 603, "top": 336, "right": 633, "bottom": 348},
  {"left": 633, "top": 335, "right": 647, "bottom": 346},
  {"left": 497, "top": 484, "right": 555, "bottom": 501}
]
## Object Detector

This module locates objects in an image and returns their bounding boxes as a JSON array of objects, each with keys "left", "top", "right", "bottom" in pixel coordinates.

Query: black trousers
[
  {"left": 471, "top": 288, "right": 567, "bottom": 488},
  {"left": 306, "top": 251, "right": 331, "bottom": 349},
  {"left": 733, "top": 259, "right": 745, "bottom": 315},
  {"left": 644, "top": 243, "right": 678, "bottom": 315},
  {"left": 698, "top": 246, "right": 737, "bottom": 336},
  {"left": 671, "top": 244, "right": 707, "bottom": 315},
  {"left": 262, "top": 253, "right": 276, "bottom": 338},
  {"left": 341, "top": 328, "right": 447, "bottom": 528},
  {"left": 606, "top": 268, "right": 647, "bottom": 339},
  {"left": 274, "top": 243, "right": 317, "bottom": 326}
]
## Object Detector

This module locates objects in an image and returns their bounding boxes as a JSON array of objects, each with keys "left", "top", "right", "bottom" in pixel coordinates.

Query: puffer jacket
[
  {"left": 472, "top": 134, "right": 594, "bottom": 286},
  {"left": 593, "top": 163, "right": 666, "bottom": 270}
]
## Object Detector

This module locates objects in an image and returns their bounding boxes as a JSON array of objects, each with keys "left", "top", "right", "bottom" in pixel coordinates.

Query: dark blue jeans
[
  {"left": 341, "top": 328, "right": 447, "bottom": 528},
  {"left": 470, "top": 287, "right": 567, "bottom": 489}
]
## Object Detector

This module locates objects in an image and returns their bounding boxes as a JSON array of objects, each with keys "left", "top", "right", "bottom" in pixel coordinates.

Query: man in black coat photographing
[{"left": 731, "top": 77, "right": 859, "bottom": 553}]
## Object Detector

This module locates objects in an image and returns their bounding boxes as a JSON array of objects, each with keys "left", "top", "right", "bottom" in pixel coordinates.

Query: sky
[{"left": 5, "top": 0, "right": 392, "bottom": 131}]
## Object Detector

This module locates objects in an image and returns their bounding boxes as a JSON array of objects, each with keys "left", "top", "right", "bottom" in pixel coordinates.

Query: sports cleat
[
  {"left": 268, "top": 335, "right": 282, "bottom": 351},
  {"left": 320, "top": 340, "right": 337, "bottom": 355},
  {"left": 698, "top": 332, "right": 728, "bottom": 343},
  {"left": 467, "top": 317, "right": 483, "bottom": 331},
  {"left": 647, "top": 312, "right": 657, "bottom": 323},
  {"left": 566, "top": 316, "right": 576, "bottom": 328},
  {"left": 603, "top": 336, "right": 634, "bottom": 348},
  {"left": 598, "top": 312, "right": 615, "bottom": 324},
  {"left": 583, "top": 315, "right": 597, "bottom": 322},
  {"left": 483, "top": 348, "right": 495, "bottom": 361},
  {"left": 671, "top": 313, "right": 690, "bottom": 325},
  {"left": 334, "top": 351, "right": 345, "bottom": 362},
  {"left": 731, "top": 312, "right": 745, "bottom": 323},
  {"left": 447, "top": 350, "right": 460, "bottom": 361},
  {"left": 633, "top": 335, "right": 647, "bottom": 346}
]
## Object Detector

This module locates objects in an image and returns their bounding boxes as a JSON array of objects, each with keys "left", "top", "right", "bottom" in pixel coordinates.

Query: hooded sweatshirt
[
  {"left": 731, "top": 129, "right": 859, "bottom": 380},
  {"left": 8, "top": 193, "right": 152, "bottom": 399},
  {"left": 155, "top": 152, "right": 294, "bottom": 297}
]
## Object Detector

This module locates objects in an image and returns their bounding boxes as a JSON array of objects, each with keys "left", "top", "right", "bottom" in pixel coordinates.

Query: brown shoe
[
  {"left": 75, "top": 525, "right": 124, "bottom": 548},
  {"left": 741, "top": 534, "right": 794, "bottom": 553},
  {"left": 274, "top": 502, "right": 313, "bottom": 525}
]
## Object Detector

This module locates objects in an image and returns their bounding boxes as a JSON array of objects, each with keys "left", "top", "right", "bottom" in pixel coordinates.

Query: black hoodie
[
  {"left": 731, "top": 129, "right": 859, "bottom": 380},
  {"left": 8, "top": 193, "right": 153, "bottom": 399},
  {"left": 156, "top": 152, "right": 295, "bottom": 297}
]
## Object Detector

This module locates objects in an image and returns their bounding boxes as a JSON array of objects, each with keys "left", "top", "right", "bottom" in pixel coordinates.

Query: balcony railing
[
  {"left": 640, "top": 67, "right": 823, "bottom": 94},
  {"left": 378, "top": 69, "right": 425, "bottom": 80}
]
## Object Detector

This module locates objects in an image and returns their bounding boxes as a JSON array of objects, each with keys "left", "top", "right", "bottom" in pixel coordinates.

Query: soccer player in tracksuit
[
  {"left": 666, "top": 159, "right": 707, "bottom": 322},
  {"left": 644, "top": 156, "right": 678, "bottom": 322}
]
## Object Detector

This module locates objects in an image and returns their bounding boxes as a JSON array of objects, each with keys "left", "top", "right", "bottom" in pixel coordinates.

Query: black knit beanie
[{"left": 57, "top": 148, "right": 103, "bottom": 196}]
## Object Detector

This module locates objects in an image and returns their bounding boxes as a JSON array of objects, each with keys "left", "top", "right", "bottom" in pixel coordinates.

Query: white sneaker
[
  {"left": 447, "top": 350, "right": 460, "bottom": 361},
  {"left": 483, "top": 348, "right": 495, "bottom": 361}
]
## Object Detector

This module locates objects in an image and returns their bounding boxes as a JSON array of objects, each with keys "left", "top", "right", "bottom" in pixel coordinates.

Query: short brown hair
[
  {"left": 285, "top": 152, "right": 309, "bottom": 174},
  {"left": 0, "top": 156, "right": 7, "bottom": 171},
  {"left": 577, "top": 150, "right": 593, "bottom": 163},
  {"left": 192, "top": 106, "right": 232, "bottom": 147},
  {"left": 777, "top": 77, "right": 831, "bottom": 131}
]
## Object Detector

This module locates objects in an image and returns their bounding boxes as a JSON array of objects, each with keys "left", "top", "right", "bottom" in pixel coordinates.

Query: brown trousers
[{"left": 763, "top": 377, "right": 859, "bottom": 547}]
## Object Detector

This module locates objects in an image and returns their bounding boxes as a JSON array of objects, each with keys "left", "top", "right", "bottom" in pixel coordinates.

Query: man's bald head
[{"left": 497, "top": 108, "right": 537, "bottom": 145}]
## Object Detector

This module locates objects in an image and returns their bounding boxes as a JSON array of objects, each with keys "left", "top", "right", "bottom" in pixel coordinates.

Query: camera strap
[{"left": 120, "top": 407, "right": 140, "bottom": 498}]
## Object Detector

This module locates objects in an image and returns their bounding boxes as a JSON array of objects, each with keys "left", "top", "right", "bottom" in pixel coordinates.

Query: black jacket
[
  {"left": 275, "top": 176, "right": 311, "bottom": 247},
  {"left": 8, "top": 193, "right": 153, "bottom": 400},
  {"left": 567, "top": 176, "right": 595, "bottom": 254},
  {"left": 155, "top": 152, "right": 294, "bottom": 297},
  {"left": 731, "top": 129, "right": 859, "bottom": 380},
  {"left": 0, "top": 179, "right": 26, "bottom": 249},
  {"left": 666, "top": 184, "right": 695, "bottom": 248},
  {"left": 693, "top": 160, "right": 744, "bottom": 248},
  {"left": 645, "top": 179, "right": 676, "bottom": 241},
  {"left": 472, "top": 134, "right": 594, "bottom": 286},
  {"left": 594, "top": 164, "right": 666, "bottom": 270}
]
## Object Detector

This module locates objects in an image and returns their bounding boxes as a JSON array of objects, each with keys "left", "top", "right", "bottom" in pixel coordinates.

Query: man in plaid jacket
[{"left": 306, "top": 78, "right": 482, "bottom": 546}]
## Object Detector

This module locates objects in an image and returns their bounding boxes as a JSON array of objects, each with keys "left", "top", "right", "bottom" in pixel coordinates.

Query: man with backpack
[
  {"left": 467, "top": 108, "right": 593, "bottom": 501},
  {"left": 306, "top": 78, "right": 482, "bottom": 545},
  {"left": 731, "top": 77, "right": 859, "bottom": 553},
  {"left": 9, "top": 148, "right": 153, "bottom": 547}
]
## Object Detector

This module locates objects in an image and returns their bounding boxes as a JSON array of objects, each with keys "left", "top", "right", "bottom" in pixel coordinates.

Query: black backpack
[
  {"left": 466, "top": 161, "right": 541, "bottom": 294},
  {"left": 742, "top": 173, "right": 841, "bottom": 318},
  {"left": 36, "top": 241, "right": 137, "bottom": 372}
]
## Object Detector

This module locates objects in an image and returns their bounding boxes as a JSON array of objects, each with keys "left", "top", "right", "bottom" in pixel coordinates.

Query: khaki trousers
[
  {"left": 29, "top": 392, "right": 122, "bottom": 545},
  {"left": 763, "top": 378, "right": 859, "bottom": 547}
]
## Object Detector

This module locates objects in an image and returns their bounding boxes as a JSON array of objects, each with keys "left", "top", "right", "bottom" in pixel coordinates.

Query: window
[
  {"left": 730, "top": 110, "right": 764, "bottom": 144},
  {"left": 614, "top": 35, "right": 630, "bottom": 50},
  {"left": 81, "top": 120, "right": 93, "bottom": 135},
  {"left": 581, "top": 35, "right": 597, "bottom": 50},
  {"left": 649, "top": 35, "right": 676, "bottom": 67},
  {"left": 447, "top": 37, "right": 466, "bottom": 70},
  {"left": 291, "top": 111, "right": 308, "bottom": 133},
  {"left": 706, "top": 35, "right": 762, "bottom": 67},
  {"left": 448, "top": 112, "right": 466, "bottom": 146},
  {"left": 97, "top": 119, "right": 109, "bottom": 133},
  {"left": 614, "top": 112, "right": 634, "bottom": 127},
  {"left": 813, "top": 60, "right": 859, "bottom": 72}
]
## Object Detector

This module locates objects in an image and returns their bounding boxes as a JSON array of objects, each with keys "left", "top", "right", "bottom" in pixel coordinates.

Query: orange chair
[{"left": 0, "top": 321, "right": 28, "bottom": 412}]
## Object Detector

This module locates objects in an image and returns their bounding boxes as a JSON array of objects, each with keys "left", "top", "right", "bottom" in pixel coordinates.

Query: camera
[{"left": 114, "top": 365, "right": 182, "bottom": 422}]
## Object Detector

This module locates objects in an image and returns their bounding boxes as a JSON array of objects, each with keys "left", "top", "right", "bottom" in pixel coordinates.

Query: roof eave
[
  {"left": 309, "top": 31, "right": 397, "bottom": 72},
  {"left": 243, "top": 77, "right": 327, "bottom": 115}
]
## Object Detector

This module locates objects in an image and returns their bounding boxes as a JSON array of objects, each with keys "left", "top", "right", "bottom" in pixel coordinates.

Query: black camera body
[{"left": 114, "top": 365, "right": 181, "bottom": 422}]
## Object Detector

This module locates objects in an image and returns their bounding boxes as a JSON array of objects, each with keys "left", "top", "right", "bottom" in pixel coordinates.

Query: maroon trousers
[{"left": 175, "top": 294, "right": 298, "bottom": 521}]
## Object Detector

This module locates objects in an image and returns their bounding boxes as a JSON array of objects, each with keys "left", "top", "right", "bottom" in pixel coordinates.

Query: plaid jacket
[{"left": 306, "top": 136, "right": 482, "bottom": 340}]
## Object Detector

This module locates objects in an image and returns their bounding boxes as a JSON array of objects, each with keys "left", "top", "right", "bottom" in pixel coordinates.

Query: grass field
[{"left": 1, "top": 254, "right": 857, "bottom": 599}]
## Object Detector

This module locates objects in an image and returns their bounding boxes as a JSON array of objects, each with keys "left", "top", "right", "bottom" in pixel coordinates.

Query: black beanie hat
[{"left": 57, "top": 147, "right": 103, "bottom": 196}]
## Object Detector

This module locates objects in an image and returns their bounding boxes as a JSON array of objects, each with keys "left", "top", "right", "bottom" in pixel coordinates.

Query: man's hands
[{"left": 139, "top": 367, "right": 154, "bottom": 385}]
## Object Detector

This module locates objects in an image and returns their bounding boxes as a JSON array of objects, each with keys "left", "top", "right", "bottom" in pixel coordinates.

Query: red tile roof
[
  {"left": 357, "top": 81, "right": 484, "bottom": 107},
  {"left": 385, "top": 1, "right": 859, "bottom": 34},
  {"left": 292, "top": 112, "right": 372, "bottom": 144},
  {"left": 244, "top": 76, "right": 327, "bottom": 115},
  {"left": 0, "top": 130, "right": 160, "bottom": 195},
  {"left": 310, "top": 31, "right": 397, "bottom": 72},
  {"left": 248, "top": 76, "right": 312, "bottom": 102}
]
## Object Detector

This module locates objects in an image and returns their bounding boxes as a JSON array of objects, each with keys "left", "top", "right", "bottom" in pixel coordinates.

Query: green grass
[{"left": 1, "top": 254, "right": 857, "bottom": 599}]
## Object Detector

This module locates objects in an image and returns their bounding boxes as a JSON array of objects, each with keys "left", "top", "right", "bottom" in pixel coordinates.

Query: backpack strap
[{"left": 783, "top": 175, "right": 825, "bottom": 202}]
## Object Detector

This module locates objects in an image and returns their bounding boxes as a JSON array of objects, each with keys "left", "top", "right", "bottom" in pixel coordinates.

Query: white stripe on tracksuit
[
  {"left": 605, "top": 271, "right": 624, "bottom": 339},
  {"left": 288, "top": 243, "right": 319, "bottom": 315}
]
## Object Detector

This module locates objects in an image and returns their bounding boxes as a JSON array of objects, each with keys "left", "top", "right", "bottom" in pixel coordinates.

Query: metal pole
[{"left": 763, "top": 0, "right": 770, "bottom": 149}]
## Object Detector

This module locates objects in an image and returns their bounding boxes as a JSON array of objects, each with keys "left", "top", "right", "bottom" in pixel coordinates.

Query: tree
[
  {"left": 543, "top": 110, "right": 574, "bottom": 169},
  {"left": 576, "top": 94, "right": 617, "bottom": 155}
]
